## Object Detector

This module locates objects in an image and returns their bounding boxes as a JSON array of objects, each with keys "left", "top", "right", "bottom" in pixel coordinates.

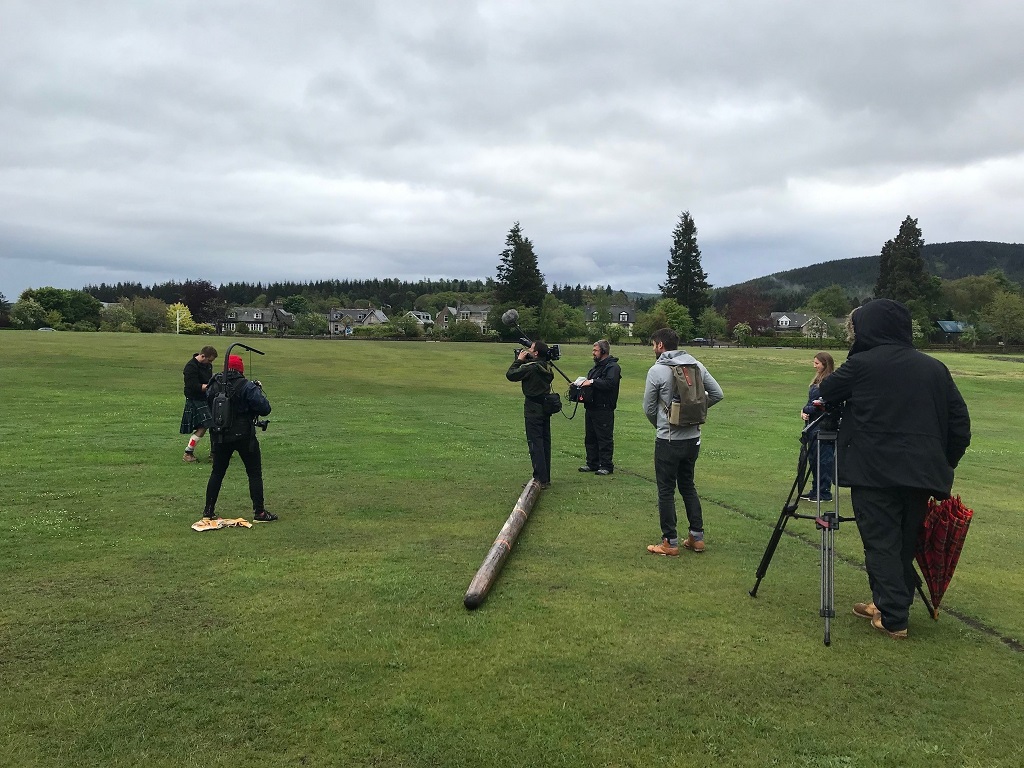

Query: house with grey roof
[
  {"left": 770, "top": 311, "right": 828, "bottom": 337},
  {"left": 585, "top": 304, "right": 637, "bottom": 334},
  {"left": 437, "top": 304, "right": 491, "bottom": 332},
  {"left": 404, "top": 310, "right": 434, "bottom": 327},
  {"left": 221, "top": 307, "right": 272, "bottom": 334},
  {"left": 328, "top": 307, "right": 389, "bottom": 336}
]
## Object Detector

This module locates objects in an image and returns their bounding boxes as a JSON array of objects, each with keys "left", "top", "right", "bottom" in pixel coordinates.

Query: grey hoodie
[{"left": 643, "top": 350, "right": 724, "bottom": 440}]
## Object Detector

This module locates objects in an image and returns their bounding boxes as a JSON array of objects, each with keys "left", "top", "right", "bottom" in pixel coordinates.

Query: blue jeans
[
  {"left": 807, "top": 430, "right": 835, "bottom": 499},
  {"left": 654, "top": 437, "right": 702, "bottom": 541}
]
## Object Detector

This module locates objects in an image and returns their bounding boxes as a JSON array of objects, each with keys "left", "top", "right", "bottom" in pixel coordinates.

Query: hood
[
  {"left": 849, "top": 299, "right": 913, "bottom": 355},
  {"left": 656, "top": 349, "right": 697, "bottom": 366}
]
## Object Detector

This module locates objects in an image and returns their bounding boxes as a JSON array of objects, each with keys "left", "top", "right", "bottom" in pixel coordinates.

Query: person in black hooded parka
[{"left": 820, "top": 299, "right": 971, "bottom": 638}]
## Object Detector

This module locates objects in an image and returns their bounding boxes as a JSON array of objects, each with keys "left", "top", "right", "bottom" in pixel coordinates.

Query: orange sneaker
[{"left": 646, "top": 538, "right": 680, "bottom": 557}]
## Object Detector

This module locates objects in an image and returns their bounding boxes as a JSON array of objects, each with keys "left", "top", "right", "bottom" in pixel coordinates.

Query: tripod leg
[
  {"left": 752, "top": 434, "right": 811, "bottom": 598},
  {"left": 820, "top": 520, "right": 835, "bottom": 646},
  {"left": 753, "top": 507, "right": 790, "bottom": 598}
]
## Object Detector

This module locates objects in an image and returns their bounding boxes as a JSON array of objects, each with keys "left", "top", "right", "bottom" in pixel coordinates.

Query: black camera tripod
[{"left": 749, "top": 414, "right": 850, "bottom": 645}]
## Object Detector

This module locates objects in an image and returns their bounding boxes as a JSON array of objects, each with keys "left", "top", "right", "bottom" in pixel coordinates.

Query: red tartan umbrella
[{"left": 915, "top": 495, "right": 974, "bottom": 619}]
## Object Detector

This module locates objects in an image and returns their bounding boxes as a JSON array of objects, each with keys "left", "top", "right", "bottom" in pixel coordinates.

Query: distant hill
[{"left": 724, "top": 241, "right": 1024, "bottom": 303}]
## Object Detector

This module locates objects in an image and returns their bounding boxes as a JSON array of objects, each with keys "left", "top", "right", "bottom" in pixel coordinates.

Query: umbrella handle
[{"left": 915, "top": 579, "right": 938, "bottom": 621}]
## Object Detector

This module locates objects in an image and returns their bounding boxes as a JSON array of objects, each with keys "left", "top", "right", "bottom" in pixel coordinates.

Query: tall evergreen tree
[
  {"left": 659, "top": 210, "right": 711, "bottom": 321},
  {"left": 495, "top": 221, "right": 547, "bottom": 308},
  {"left": 875, "top": 215, "right": 929, "bottom": 303}
]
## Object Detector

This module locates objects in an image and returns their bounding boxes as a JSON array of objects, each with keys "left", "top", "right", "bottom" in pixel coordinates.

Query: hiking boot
[
  {"left": 682, "top": 535, "right": 705, "bottom": 553},
  {"left": 852, "top": 601, "right": 878, "bottom": 620},
  {"left": 871, "top": 612, "right": 908, "bottom": 639},
  {"left": 253, "top": 510, "right": 279, "bottom": 522},
  {"left": 578, "top": 465, "right": 597, "bottom": 472},
  {"left": 182, "top": 452, "right": 198, "bottom": 463},
  {"left": 596, "top": 469, "right": 612, "bottom": 476},
  {"left": 646, "top": 538, "right": 679, "bottom": 557}
]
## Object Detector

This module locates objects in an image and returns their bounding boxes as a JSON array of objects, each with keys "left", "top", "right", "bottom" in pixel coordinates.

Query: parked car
[
  {"left": 690, "top": 337, "right": 707, "bottom": 347},
  {"left": 37, "top": 327, "right": 57, "bottom": 332}
]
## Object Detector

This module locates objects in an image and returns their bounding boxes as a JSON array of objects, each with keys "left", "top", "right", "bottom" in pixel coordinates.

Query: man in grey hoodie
[{"left": 643, "top": 328, "right": 724, "bottom": 556}]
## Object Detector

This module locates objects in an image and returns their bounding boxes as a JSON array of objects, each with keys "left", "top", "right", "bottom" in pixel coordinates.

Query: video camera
[
  {"left": 502, "top": 308, "right": 560, "bottom": 362},
  {"left": 512, "top": 343, "right": 560, "bottom": 362},
  {"left": 804, "top": 398, "right": 842, "bottom": 434}
]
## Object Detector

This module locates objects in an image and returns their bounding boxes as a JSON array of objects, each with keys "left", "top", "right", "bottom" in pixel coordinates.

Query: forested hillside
[{"left": 728, "top": 241, "right": 1024, "bottom": 303}]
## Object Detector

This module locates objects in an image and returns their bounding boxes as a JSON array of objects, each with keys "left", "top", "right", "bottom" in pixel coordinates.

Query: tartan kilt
[{"left": 180, "top": 398, "right": 213, "bottom": 434}]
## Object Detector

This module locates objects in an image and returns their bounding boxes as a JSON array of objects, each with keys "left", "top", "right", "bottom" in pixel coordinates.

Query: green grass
[{"left": 2, "top": 331, "right": 1023, "bottom": 767}]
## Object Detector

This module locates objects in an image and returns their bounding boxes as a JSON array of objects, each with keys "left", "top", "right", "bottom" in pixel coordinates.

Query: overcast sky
[{"left": 2, "top": 1, "right": 1022, "bottom": 300}]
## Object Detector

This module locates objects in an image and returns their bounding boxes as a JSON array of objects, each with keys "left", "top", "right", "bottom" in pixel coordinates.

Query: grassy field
[{"left": 2, "top": 331, "right": 1022, "bottom": 768}]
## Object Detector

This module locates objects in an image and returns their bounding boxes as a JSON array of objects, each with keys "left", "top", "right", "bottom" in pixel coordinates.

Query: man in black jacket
[
  {"left": 506, "top": 341, "right": 556, "bottom": 489},
  {"left": 204, "top": 354, "right": 277, "bottom": 522},
  {"left": 578, "top": 340, "right": 621, "bottom": 475},
  {"left": 820, "top": 299, "right": 970, "bottom": 639},
  {"left": 180, "top": 346, "right": 217, "bottom": 462}
]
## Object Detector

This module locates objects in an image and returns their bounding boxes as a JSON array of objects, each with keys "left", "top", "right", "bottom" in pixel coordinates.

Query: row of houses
[{"left": 218, "top": 305, "right": 841, "bottom": 338}]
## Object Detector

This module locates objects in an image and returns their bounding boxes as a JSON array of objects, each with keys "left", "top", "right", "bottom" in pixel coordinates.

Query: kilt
[{"left": 180, "top": 398, "right": 213, "bottom": 434}]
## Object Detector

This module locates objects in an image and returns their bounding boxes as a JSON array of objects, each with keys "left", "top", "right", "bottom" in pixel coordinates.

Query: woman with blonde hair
[{"left": 800, "top": 351, "right": 836, "bottom": 502}]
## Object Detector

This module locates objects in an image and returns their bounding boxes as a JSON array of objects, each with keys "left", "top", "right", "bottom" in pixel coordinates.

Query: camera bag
[{"left": 542, "top": 392, "right": 563, "bottom": 416}]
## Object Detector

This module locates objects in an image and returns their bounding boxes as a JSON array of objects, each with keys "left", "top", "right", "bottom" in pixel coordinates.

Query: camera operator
[
  {"left": 506, "top": 341, "right": 555, "bottom": 489},
  {"left": 578, "top": 340, "right": 621, "bottom": 476},
  {"left": 203, "top": 354, "right": 278, "bottom": 522},
  {"left": 819, "top": 299, "right": 970, "bottom": 639}
]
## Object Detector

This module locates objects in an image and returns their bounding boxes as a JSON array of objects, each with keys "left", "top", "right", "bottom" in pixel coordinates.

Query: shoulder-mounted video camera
[
  {"left": 512, "top": 343, "right": 561, "bottom": 362},
  {"left": 502, "top": 308, "right": 560, "bottom": 362}
]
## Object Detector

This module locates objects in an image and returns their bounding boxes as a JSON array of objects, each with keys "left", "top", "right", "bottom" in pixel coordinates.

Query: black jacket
[
  {"left": 584, "top": 355, "right": 621, "bottom": 410},
  {"left": 183, "top": 354, "right": 213, "bottom": 399},
  {"left": 819, "top": 299, "right": 971, "bottom": 498},
  {"left": 506, "top": 357, "right": 554, "bottom": 398},
  {"left": 206, "top": 370, "right": 272, "bottom": 443}
]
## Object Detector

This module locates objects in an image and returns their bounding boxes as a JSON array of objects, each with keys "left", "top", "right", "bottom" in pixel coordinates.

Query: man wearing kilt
[{"left": 180, "top": 346, "right": 218, "bottom": 462}]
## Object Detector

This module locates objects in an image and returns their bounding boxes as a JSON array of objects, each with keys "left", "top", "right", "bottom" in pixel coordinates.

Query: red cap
[{"left": 227, "top": 355, "right": 244, "bottom": 373}]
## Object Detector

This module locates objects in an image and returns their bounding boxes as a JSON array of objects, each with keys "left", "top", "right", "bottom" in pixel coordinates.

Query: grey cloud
[{"left": 2, "top": 1, "right": 1023, "bottom": 298}]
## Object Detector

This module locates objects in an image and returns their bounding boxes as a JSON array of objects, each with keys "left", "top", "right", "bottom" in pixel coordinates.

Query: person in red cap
[{"left": 203, "top": 354, "right": 277, "bottom": 522}]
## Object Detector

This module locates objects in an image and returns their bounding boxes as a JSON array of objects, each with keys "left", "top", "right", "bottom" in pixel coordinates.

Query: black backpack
[{"left": 208, "top": 373, "right": 253, "bottom": 443}]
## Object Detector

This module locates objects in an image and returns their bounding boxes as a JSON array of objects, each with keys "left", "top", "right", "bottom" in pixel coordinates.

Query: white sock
[{"left": 186, "top": 434, "right": 200, "bottom": 452}]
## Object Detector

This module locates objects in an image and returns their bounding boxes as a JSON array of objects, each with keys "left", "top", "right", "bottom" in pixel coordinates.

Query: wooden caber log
[{"left": 463, "top": 479, "right": 543, "bottom": 610}]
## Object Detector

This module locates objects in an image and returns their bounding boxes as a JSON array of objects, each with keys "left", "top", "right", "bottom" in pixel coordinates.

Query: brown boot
[
  {"left": 182, "top": 452, "right": 198, "bottom": 463},
  {"left": 646, "top": 538, "right": 679, "bottom": 557},
  {"left": 871, "top": 612, "right": 908, "bottom": 639},
  {"left": 852, "top": 601, "right": 878, "bottom": 620},
  {"left": 682, "top": 535, "right": 705, "bottom": 553}
]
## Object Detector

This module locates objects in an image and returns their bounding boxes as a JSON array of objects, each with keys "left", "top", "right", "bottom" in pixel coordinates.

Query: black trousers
[
  {"left": 851, "top": 486, "right": 930, "bottom": 632},
  {"left": 524, "top": 401, "right": 552, "bottom": 484},
  {"left": 584, "top": 408, "right": 615, "bottom": 471},
  {"left": 206, "top": 437, "right": 265, "bottom": 514},
  {"left": 654, "top": 437, "right": 702, "bottom": 541}
]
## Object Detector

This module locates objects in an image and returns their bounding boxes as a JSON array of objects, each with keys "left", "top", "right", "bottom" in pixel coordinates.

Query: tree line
[{"left": 3, "top": 213, "right": 1023, "bottom": 345}]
